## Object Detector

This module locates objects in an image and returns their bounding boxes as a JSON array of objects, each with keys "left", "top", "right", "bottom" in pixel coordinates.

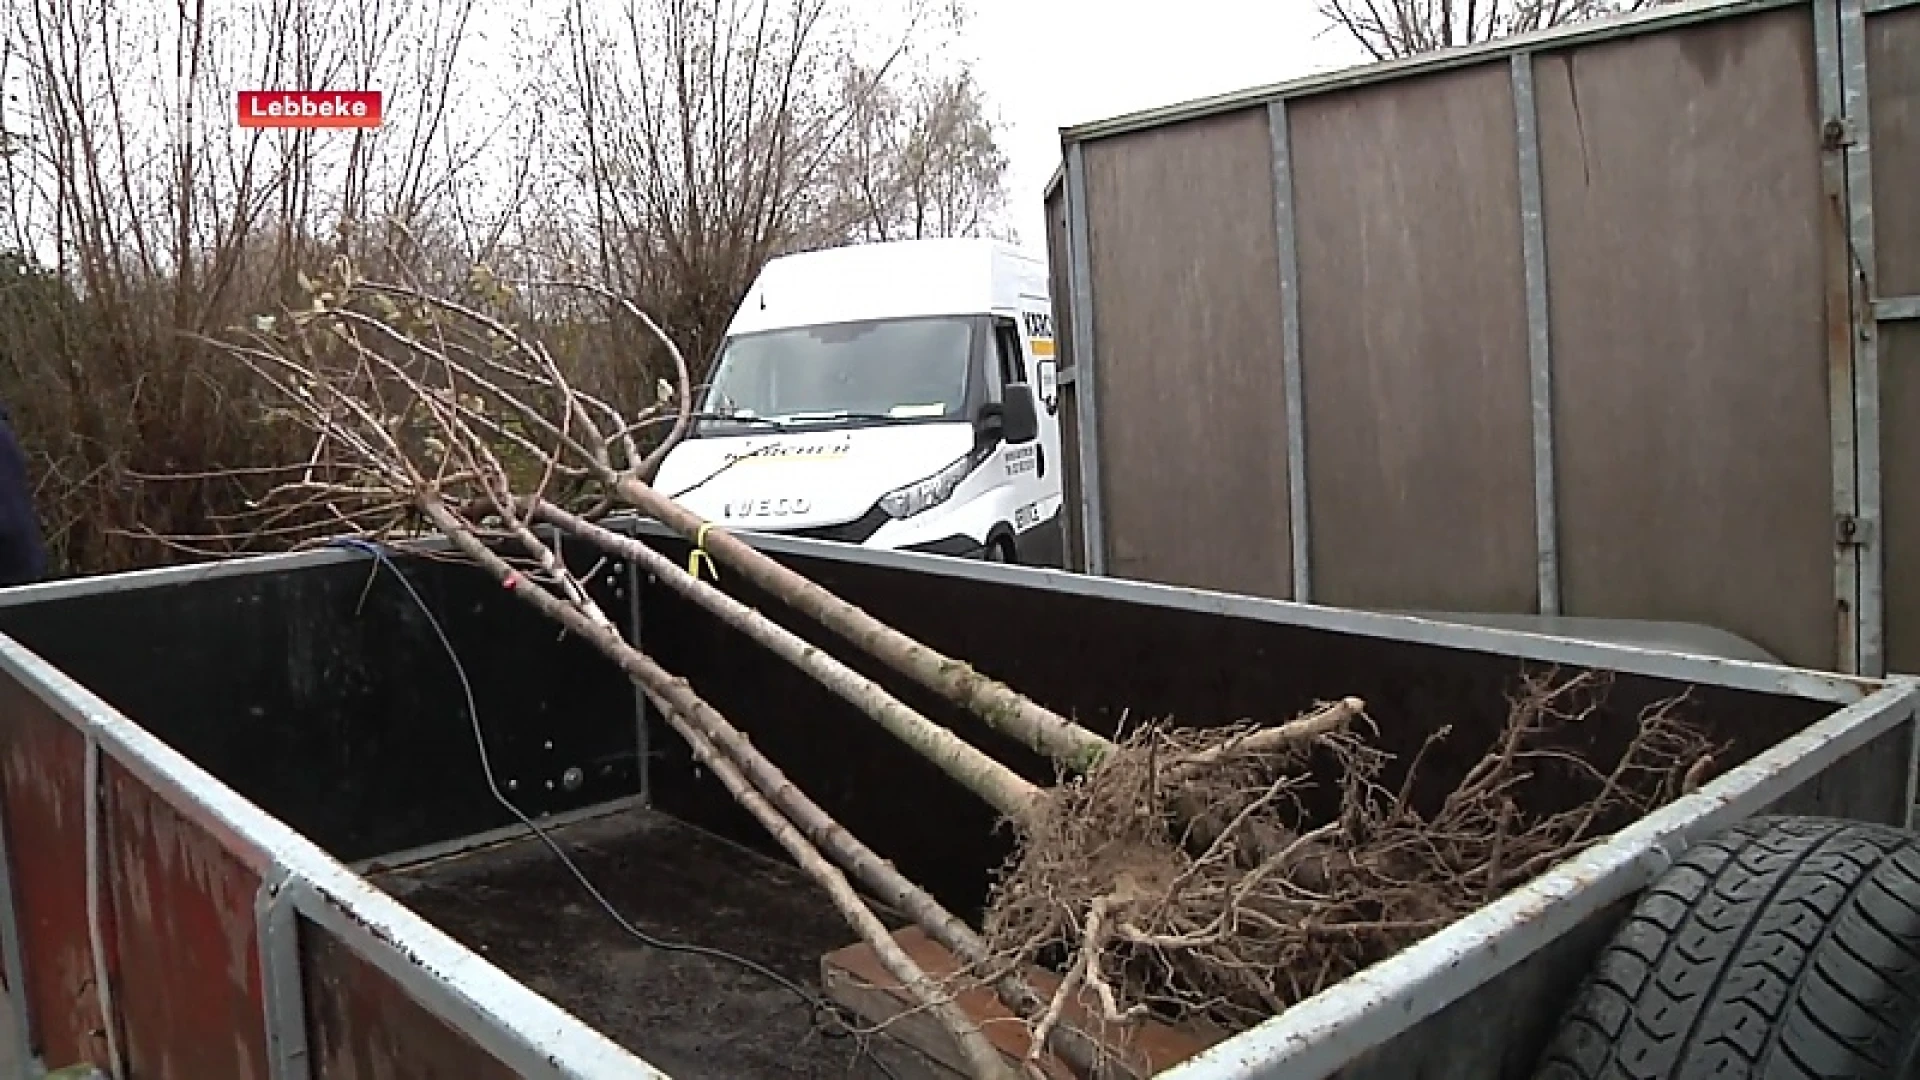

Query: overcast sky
[
  {"left": 951, "top": 0, "right": 1370, "bottom": 248},
  {"left": 1, "top": 0, "right": 1371, "bottom": 265}
]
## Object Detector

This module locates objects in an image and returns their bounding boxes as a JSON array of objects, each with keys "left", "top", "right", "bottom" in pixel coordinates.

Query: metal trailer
[
  {"left": 1038, "top": 0, "right": 1919, "bottom": 682},
  {"left": 0, "top": 522, "right": 1913, "bottom": 1079}
]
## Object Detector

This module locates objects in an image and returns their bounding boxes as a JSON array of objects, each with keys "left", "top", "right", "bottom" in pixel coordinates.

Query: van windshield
[{"left": 695, "top": 315, "right": 976, "bottom": 433}]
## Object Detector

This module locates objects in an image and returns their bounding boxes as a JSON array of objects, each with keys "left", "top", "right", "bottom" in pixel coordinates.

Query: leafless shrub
[{"left": 0, "top": 0, "right": 1013, "bottom": 577}]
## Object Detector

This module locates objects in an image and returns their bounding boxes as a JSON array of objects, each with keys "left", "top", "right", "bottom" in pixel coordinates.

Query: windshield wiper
[
  {"left": 775, "top": 411, "right": 924, "bottom": 425},
  {"left": 686, "top": 411, "right": 786, "bottom": 428}
]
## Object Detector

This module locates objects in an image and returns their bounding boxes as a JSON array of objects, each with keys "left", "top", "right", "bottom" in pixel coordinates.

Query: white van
[{"left": 651, "top": 238, "right": 1067, "bottom": 565}]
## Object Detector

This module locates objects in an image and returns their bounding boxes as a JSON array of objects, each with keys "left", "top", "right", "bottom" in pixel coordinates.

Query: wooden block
[{"left": 820, "top": 927, "right": 1217, "bottom": 1078}]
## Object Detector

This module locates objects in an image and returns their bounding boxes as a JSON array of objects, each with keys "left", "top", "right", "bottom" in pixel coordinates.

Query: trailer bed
[{"left": 368, "top": 807, "right": 938, "bottom": 1079}]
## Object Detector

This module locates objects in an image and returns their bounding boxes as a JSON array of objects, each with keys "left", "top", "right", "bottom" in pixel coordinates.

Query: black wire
[{"left": 329, "top": 537, "right": 904, "bottom": 1078}]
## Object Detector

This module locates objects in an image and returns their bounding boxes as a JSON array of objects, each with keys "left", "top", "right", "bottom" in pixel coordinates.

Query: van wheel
[
  {"left": 1533, "top": 815, "right": 1920, "bottom": 1080},
  {"left": 985, "top": 537, "right": 1015, "bottom": 563}
]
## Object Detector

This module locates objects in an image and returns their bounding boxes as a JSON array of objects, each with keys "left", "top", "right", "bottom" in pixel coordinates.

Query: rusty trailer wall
[
  {"left": 0, "top": 552, "right": 665, "bottom": 1080},
  {"left": 1048, "top": 0, "right": 1920, "bottom": 679},
  {"left": 0, "top": 525, "right": 1914, "bottom": 1079}
]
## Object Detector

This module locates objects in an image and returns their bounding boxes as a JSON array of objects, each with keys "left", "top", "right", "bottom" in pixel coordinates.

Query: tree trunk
[
  {"left": 611, "top": 475, "right": 1113, "bottom": 771},
  {"left": 420, "top": 498, "right": 1118, "bottom": 1077},
  {"left": 537, "top": 500, "right": 1043, "bottom": 820},
  {"left": 420, "top": 499, "right": 1014, "bottom": 1079}
]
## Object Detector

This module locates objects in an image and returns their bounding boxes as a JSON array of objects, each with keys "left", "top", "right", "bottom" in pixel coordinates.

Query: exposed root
[{"left": 982, "top": 671, "right": 1722, "bottom": 1036}]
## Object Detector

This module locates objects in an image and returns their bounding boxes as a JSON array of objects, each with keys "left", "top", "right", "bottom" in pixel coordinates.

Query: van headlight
[{"left": 879, "top": 454, "right": 974, "bottom": 520}]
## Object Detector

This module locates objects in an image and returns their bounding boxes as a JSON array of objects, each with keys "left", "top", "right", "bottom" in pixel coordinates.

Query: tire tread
[{"left": 1533, "top": 816, "right": 1920, "bottom": 1080}]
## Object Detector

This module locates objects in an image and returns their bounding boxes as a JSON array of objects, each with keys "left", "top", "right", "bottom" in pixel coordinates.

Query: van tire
[
  {"left": 985, "top": 535, "right": 1015, "bottom": 563},
  {"left": 1532, "top": 815, "right": 1920, "bottom": 1080}
]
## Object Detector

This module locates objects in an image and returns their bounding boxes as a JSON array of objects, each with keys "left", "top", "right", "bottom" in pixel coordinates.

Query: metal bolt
[{"left": 562, "top": 766, "right": 584, "bottom": 792}]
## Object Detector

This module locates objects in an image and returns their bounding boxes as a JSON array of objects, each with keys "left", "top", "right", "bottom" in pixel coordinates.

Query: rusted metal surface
[
  {"left": 300, "top": 919, "right": 523, "bottom": 1080},
  {"left": 0, "top": 628, "right": 664, "bottom": 1080},
  {"left": 1289, "top": 62, "right": 1538, "bottom": 614},
  {"left": 0, "top": 769, "right": 34, "bottom": 1074},
  {"left": 101, "top": 753, "right": 269, "bottom": 1079},
  {"left": 0, "top": 660, "right": 272, "bottom": 1078},
  {"left": 286, "top": 873, "right": 664, "bottom": 1078},
  {"left": 1080, "top": 107, "right": 1295, "bottom": 597},
  {"left": 0, "top": 673, "right": 107, "bottom": 1071},
  {"left": 1535, "top": 10, "right": 1835, "bottom": 670}
]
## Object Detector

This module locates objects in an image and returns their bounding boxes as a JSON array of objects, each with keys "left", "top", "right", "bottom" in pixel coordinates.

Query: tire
[
  {"left": 984, "top": 536, "right": 1014, "bottom": 563},
  {"left": 1533, "top": 815, "right": 1920, "bottom": 1080}
]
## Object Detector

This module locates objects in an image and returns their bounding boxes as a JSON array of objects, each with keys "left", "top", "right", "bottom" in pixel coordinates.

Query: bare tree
[
  {"left": 0, "top": 0, "right": 1013, "bottom": 576},
  {"left": 825, "top": 62, "right": 1012, "bottom": 244},
  {"left": 0, "top": 0, "right": 548, "bottom": 571},
  {"left": 550, "top": 0, "right": 1004, "bottom": 393},
  {"left": 1320, "top": 0, "right": 1669, "bottom": 60}
]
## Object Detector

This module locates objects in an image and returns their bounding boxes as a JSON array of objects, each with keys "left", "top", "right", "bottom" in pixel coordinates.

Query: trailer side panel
[
  {"left": 0, "top": 677, "right": 105, "bottom": 1069},
  {"left": 1534, "top": 10, "right": 1834, "bottom": 670},
  {"left": 103, "top": 757, "right": 269, "bottom": 1079},
  {"left": 1080, "top": 107, "right": 1296, "bottom": 597},
  {"left": 1054, "top": 0, "right": 1909, "bottom": 677},
  {"left": 1869, "top": 7, "right": 1920, "bottom": 299},
  {"left": 0, "top": 672, "right": 271, "bottom": 1078},
  {"left": 301, "top": 921, "right": 522, "bottom": 1080},
  {"left": 1290, "top": 63, "right": 1538, "bottom": 614}
]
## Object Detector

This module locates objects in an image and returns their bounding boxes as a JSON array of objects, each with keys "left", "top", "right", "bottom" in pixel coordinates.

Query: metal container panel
[
  {"left": 1059, "top": 384, "right": 1087, "bottom": 572},
  {"left": 0, "top": 675, "right": 272, "bottom": 1079},
  {"left": 0, "top": 624, "right": 665, "bottom": 1080},
  {"left": 1080, "top": 107, "right": 1297, "bottom": 597},
  {"left": 1288, "top": 63, "right": 1539, "bottom": 613},
  {"left": 1868, "top": 6, "right": 1920, "bottom": 297},
  {"left": 102, "top": 756, "right": 270, "bottom": 1078},
  {"left": 0, "top": 532, "right": 1911, "bottom": 1080},
  {"left": 1868, "top": 9, "right": 1920, "bottom": 674},
  {"left": 0, "top": 677, "right": 106, "bottom": 1070},
  {"left": 1533, "top": 9, "right": 1837, "bottom": 670},
  {"left": 1884, "top": 323, "right": 1920, "bottom": 672},
  {"left": 1044, "top": 183, "right": 1088, "bottom": 570},
  {"left": 301, "top": 919, "right": 522, "bottom": 1080}
]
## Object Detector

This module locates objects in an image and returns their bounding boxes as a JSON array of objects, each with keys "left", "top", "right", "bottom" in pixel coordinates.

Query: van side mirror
[{"left": 998, "top": 384, "right": 1040, "bottom": 445}]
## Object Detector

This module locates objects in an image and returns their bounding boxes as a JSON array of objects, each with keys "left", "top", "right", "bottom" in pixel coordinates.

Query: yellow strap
[{"left": 688, "top": 522, "right": 718, "bottom": 581}]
